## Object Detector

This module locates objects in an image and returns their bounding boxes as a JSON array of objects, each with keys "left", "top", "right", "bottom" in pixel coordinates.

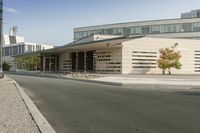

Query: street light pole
[{"left": 0, "top": 0, "right": 3, "bottom": 78}]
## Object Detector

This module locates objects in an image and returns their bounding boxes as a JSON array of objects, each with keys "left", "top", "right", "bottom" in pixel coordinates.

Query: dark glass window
[
  {"left": 141, "top": 26, "right": 150, "bottom": 34},
  {"left": 106, "top": 29, "right": 114, "bottom": 35},
  {"left": 182, "top": 23, "right": 193, "bottom": 32},
  {"left": 151, "top": 25, "right": 160, "bottom": 34},
  {"left": 193, "top": 23, "right": 200, "bottom": 32},
  {"left": 123, "top": 28, "right": 130, "bottom": 36},
  {"left": 5, "top": 47, "right": 9, "bottom": 56},
  {"left": 13, "top": 46, "right": 18, "bottom": 55}
]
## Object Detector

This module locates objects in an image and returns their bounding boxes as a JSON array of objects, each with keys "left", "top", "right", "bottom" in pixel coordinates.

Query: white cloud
[{"left": 4, "top": 7, "right": 20, "bottom": 14}]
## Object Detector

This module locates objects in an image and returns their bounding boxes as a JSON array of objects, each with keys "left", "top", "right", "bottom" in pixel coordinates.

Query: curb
[{"left": 6, "top": 76, "right": 56, "bottom": 133}]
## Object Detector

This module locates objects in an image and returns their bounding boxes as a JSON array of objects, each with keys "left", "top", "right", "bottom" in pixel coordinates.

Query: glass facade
[
  {"left": 74, "top": 22, "right": 200, "bottom": 40},
  {"left": 181, "top": 10, "right": 200, "bottom": 19},
  {"left": 130, "top": 27, "right": 141, "bottom": 35},
  {"left": 3, "top": 45, "right": 25, "bottom": 56},
  {"left": 193, "top": 23, "right": 200, "bottom": 32},
  {"left": 160, "top": 24, "right": 181, "bottom": 33},
  {"left": 113, "top": 28, "right": 123, "bottom": 36},
  {"left": 151, "top": 25, "right": 160, "bottom": 34}
]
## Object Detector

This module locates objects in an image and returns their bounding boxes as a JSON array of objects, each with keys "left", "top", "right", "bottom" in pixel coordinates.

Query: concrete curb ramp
[{"left": 7, "top": 76, "right": 56, "bottom": 133}]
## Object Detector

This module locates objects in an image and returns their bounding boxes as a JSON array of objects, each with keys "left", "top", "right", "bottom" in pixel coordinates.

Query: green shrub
[{"left": 3, "top": 62, "right": 11, "bottom": 71}]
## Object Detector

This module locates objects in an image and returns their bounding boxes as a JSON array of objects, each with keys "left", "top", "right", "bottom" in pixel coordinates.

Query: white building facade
[{"left": 37, "top": 34, "right": 200, "bottom": 75}]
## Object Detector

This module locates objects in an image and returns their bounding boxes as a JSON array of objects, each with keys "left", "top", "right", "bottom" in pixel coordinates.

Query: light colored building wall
[
  {"left": 3, "top": 35, "right": 25, "bottom": 46},
  {"left": 39, "top": 44, "right": 54, "bottom": 50},
  {"left": 59, "top": 51, "right": 71, "bottom": 71},
  {"left": 96, "top": 48, "right": 122, "bottom": 73},
  {"left": 15, "top": 36, "right": 25, "bottom": 43},
  {"left": 122, "top": 37, "right": 200, "bottom": 74},
  {"left": 3, "top": 35, "right": 10, "bottom": 46}
]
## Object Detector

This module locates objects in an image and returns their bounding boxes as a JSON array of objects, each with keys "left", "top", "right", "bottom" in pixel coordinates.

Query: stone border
[
  {"left": 6, "top": 76, "right": 56, "bottom": 133},
  {"left": 7, "top": 72, "right": 122, "bottom": 86}
]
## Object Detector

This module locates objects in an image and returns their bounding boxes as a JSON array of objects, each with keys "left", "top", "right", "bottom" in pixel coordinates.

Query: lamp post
[{"left": 0, "top": 0, "right": 3, "bottom": 78}]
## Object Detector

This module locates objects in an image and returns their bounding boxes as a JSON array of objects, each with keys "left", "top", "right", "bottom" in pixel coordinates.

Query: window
[
  {"left": 27, "top": 45, "right": 33, "bottom": 52},
  {"left": 161, "top": 24, "right": 181, "bottom": 33},
  {"left": 99, "top": 29, "right": 105, "bottom": 35},
  {"left": 74, "top": 32, "right": 80, "bottom": 40},
  {"left": 19, "top": 45, "right": 21, "bottom": 54},
  {"left": 10, "top": 47, "right": 13, "bottom": 55},
  {"left": 182, "top": 23, "right": 193, "bottom": 32},
  {"left": 22, "top": 45, "right": 25, "bottom": 53},
  {"left": 193, "top": 23, "right": 200, "bottom": 32},
  {"left": 141, "top": 26, "right": 150, "bottom": 34},
  {"left": 13, "top": 46, "right": 18, "bottom": 55},
  {"left": 123, "top": 28, "right": 130, "bottom": 36},
  {"left": 113, "top": 28, "right": 123, "bottom": 36},
  {"left": 130, "top": 27, "right": 141, "bottom": 35},
  {"left": 106, "top": 29, "right": 113, "bottom": 35},
  {"left": 151, "top": 25, "right": 160, "bottom": 34},
  {"left": 5, "top": 47, "right": 9, "bottom": 56},
  {"left": 36, "top": 45, "right": 41, "bottom": 51}
]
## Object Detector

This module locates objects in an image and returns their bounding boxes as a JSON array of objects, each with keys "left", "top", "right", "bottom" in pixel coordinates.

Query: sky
[{"left": 3, "top": 0, "right": 200, "bottom": 46}]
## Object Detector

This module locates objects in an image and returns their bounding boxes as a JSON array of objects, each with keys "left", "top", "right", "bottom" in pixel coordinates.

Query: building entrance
[{"left": 71, "top": 51, "right": 95, "bottom": 72}]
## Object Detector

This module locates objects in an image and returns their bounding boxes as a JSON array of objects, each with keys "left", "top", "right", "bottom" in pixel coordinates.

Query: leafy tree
[
  {"left": 158, "top": 48, "right": 182, "bottom": 75},
  {"left": 16, "top": 54, "right": 41, "bottom": 71}
]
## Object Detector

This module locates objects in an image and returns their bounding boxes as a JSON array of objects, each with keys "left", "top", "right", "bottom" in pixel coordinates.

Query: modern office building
[
  {"left": 15, "top": 9, "right": 200, "bottom": 75},
  {"left": 21, "top": 34, "right": 200, "bottom": 75},
  {"left": 74, "top": 10, "right": 200, "bottom": 41},
  {"left": 3, "top": 42, "right": 53, "bottom": 57},
  {"left": 181, "top": 9, "right": 200, "bottom": 19}
]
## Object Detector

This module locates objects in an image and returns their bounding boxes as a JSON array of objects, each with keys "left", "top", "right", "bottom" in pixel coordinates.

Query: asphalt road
[{"left": 8, "top": 74, "right": 200, "bottom": 133}]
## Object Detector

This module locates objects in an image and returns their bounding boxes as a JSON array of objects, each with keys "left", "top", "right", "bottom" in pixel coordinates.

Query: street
[{"left": 8, "top": 74, "right": 200, "bottom": 133}]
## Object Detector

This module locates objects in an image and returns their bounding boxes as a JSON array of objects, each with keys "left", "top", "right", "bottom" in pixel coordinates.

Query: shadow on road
[{"left": 175, "top": 91, "right": 200, "bottom": 96}]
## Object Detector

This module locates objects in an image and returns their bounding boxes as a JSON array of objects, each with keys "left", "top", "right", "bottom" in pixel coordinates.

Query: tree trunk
[
  {"left": 162, "top": 69, "right": 165, "bottom": 75},
  {"left": 168, "top": 68, "right": 171, "bottom": 75}
]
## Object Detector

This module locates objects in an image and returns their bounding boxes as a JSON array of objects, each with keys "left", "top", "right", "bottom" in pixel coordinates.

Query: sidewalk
[
  {"left": 93, "top": 75, "right": 200, "bottom": 86},
  {"left": 8, "top": 71, "right": 200, "bottom": 88},
  {"left": 0, "top": 77, "right": 40, "bottom": 133}
]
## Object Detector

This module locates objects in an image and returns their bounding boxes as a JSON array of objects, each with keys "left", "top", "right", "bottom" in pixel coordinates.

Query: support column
[
  {"left": 43, "top": 56, "right": 46, "bottom": 72},
  {"left": 55, "top": 56, "right": 57, "bottom": 72},
  {"left": 40, "top": 55, "right": 43, "bottom": 71},
  {"left": 49, "top": 56, "right": 51, "bottom": 72},
  {"left": 84, "top": 52, "right": 87, "bottom": 72},
  {"left": 76, "top": 52, "right": 78, "bottom": 71}
]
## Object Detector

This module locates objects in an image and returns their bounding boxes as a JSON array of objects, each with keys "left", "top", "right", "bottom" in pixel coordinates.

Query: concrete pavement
[
  {"left": 8, "top": 74, "right": 200, "bottom": 133},
  {"left": 94, "top": 74, "right": 200, "bottom": 86},
  {"left": 0, "top": 76, "right": 40, "bottom": 133}
]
